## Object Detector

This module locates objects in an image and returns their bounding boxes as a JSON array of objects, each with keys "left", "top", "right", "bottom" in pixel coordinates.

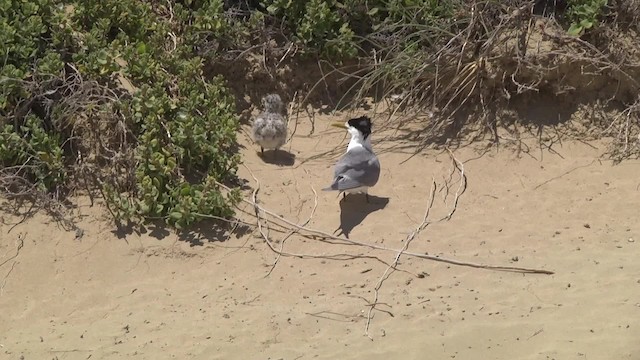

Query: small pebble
[{"left": 629, "top": 238, "right": 635, "bottom": 243}]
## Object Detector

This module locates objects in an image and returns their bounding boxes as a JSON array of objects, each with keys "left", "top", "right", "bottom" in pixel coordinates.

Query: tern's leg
[
  {"left": 342, "top": 193, "right": 346, "bottom": 201},
  {"left": 260, "top": 146, "right": 264, "bottom": 155}
]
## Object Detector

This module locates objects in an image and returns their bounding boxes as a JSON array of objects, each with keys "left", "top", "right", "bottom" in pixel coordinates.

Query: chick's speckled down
[{"left": 252, "top": 94, "right": 287, "bottom": 151}]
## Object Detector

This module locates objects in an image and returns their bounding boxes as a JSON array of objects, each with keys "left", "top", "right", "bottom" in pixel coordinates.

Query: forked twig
[
  {"left": 0, "top": 233, "right": 25, "bottom": 296},
  {"left": 365, "top": 179, "right": 437, "bottom": 339},
  {"left": 264, "top": 186, "right": 319, "bottom": 277},
  {"left": 241, "top": 167, "right": 405, "bottom": 270},
  {"left": 219, "top": 148, "right": 552, "bottom": 276},
  {"left": 219, "top": 180, "right": 553, "bottom": 275}
]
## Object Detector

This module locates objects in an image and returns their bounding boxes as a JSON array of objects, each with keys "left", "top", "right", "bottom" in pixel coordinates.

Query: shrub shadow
[
  {"left": 111, "top": 222, "right": 144, "bottom": 241},
  {"left": 178, "top": 218, "right": 253, "bottom": 246},
  {"left": 110, "top": 217, "right": 251, "bottom": 247}
]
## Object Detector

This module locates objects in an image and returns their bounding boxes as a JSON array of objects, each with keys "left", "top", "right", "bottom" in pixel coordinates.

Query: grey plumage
[
  {"left": 323, "top": 116, "right": 380, "bottom": 202},
  {"left": 325, "top": 146, "right": 380, "bottom": 191},
  {"left": 252, "top": 94, "right": 287, "bottom": 155}
]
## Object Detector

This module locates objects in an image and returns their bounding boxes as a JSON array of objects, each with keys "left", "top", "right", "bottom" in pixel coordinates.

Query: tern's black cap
[{"left": 347, "top": 116, "right": 372, "bottom": 139}]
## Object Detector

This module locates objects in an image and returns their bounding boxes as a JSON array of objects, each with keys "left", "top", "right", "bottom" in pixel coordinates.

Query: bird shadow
[
  {"left": 334, "top": 194, "right": 389, "bottom": 238},
  {"left": 258, "top": 149, "right": 296, "bottom": 166}
]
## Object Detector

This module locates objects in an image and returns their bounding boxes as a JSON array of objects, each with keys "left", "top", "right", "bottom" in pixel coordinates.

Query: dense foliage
[
  {"left": 0, "top": 0, "right": 618, "bottom": 229},
  {"left": 0, "top": 0, "right": 241, "bottom": 228}
]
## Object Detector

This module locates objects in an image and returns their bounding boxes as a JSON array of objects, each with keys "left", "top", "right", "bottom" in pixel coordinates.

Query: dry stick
[
  {"left": 234, "top": 138, "right": 545, "bottom": 272},
  {"left": 533, "top": 160, "right": 597, "bottom": 191},
  {"left": 244, "top": 165, "right": 318, "bottom": 259},
  {"left": 443, "top": 148, "right": 466, "bottom": 221},
  {"left": 304, "top": 311, "right": 359, "bottom": 323},
  {"left": 0, "top": 233, "right": 25, "bottom": 269},
  {"left": 265, "top": 186, "right": 319, "bottom": 277},
  {"left": 365, "top": 151, "right": 466, "bottom": 338},
  {"left": 365, "top": 179, "right": 437, "bottom": 340},
  {"left": 0, "top": 233, "right": 25, "bottom": 296},
  {"left": 221, "top": 154, "right": 552, "bottom": 275},
  {"left": 286, "top": 90, "right": 299, "bottom": 144},
  {"left": 192, "top": 211, "right": 258, "bottom": 231},
  {"left": 220, "top": 180, "right": 553, "bottom": 275},
  {"left": 240, "top": 167, "right": 412, "bottom": 273}
]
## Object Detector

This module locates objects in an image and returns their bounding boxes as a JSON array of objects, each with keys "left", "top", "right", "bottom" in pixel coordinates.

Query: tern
[{"left": 323, "top": 116, "right": 380, "bottom": 202}]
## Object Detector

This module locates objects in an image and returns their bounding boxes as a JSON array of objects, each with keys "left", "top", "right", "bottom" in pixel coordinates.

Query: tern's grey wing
[{"left": 324, "top": 147, "right": 380, "bottom": 191}]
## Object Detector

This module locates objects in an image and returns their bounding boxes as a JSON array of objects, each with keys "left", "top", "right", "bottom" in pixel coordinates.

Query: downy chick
[{"left": 252, "top": 94, "right": 287, "bottom": 156}]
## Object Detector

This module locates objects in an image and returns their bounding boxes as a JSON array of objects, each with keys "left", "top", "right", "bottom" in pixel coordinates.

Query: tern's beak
[{"left": 331, "top": 122, "right": 348, "bottom": 129}]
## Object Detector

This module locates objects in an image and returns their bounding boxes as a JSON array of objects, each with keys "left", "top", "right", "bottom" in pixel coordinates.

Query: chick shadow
[
  {"left": 334, "top": 194, "right": 390, "bottom": 238},
  {"left": 258, "top": 149, "right": 296, "bottom": 166}
]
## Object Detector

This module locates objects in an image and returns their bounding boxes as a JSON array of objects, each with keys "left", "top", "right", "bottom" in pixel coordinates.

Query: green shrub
[
  {"left": 257, "top": 0, "right": 457, "bottom": 59},
  {"left": 267, "top": 0, "right": 358, "bottom": 58},
  {"left": 0, "top": 115, "right": 66, "bottom": 193},
  {"left": 566, "top": 0, "right": 608, "bottom": 36},
  {"left": 1, "top": 0, "right": 241, "bottom": 230}
]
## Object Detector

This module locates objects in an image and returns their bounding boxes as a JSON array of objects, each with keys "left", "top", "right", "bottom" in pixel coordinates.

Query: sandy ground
[{"left": 1, "top": 108, "right": 640, "bottom": 360}]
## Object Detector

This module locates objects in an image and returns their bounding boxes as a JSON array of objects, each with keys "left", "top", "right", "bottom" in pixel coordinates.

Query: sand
[{"left": 1, "top": 109, "right": 639, "bottom": 360}]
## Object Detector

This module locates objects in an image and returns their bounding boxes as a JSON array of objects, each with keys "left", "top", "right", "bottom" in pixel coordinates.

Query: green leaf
[
  {"left": 567, "top": 23, "right": 583, "bottom": 36},
  {"left": 266, "top": 4, "right": 278, "bottom": 14},
  {"left": 97, "top": 55, "right": 108, "bottom": 65},
  {"left": 580, "top": 19, "right": 594, "bottom": 29},
  {"left": 136, "top": 42, "right": 148, "bottom": 54},
  {"left": 169, "top": 212, "right": 183, "bottom": 220}
]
